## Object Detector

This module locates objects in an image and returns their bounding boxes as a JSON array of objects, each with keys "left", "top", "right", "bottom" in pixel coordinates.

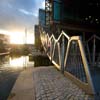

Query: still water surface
[
  {"left": 0, "top": 55, "right": 34, "bottom": 100},
  {"left": 0, "top": 55, "right": 34, "bottom": 69}
]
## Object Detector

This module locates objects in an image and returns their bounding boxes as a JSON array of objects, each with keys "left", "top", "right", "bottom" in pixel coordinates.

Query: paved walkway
[{"left": 8, "top": 66, "right": 94, "bottom": 100}]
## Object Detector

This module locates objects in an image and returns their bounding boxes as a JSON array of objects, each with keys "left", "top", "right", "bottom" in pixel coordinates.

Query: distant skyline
[{"left": 0, "top": 0, "right": 45, "bottom": 44}]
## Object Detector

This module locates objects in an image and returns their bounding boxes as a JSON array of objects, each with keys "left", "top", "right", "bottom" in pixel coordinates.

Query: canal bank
[
  {"left": 8, "top": 67, "right": 35, "bottom": 100},
  {"left": 0, "top": 54, "right": 52, "bottom": 100},
  {"left": 0, "top": 55, "right": 34, "bottom": 100}
]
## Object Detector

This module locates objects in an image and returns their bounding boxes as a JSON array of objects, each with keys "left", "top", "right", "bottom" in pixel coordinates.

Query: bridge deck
[{"left": 8, "top": 66, "right": 94, "bottom": 100}]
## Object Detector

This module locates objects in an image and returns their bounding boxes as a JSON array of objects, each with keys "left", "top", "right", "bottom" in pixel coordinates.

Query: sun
[
  {"left": 10, "top": 32, "right": 35, "bottom": 44},
  {"left": 10, "top": 32, "right": 24, "bottom": 44},
  {"left": 0, "top": 29, "right": 35, "bottom": 44}
]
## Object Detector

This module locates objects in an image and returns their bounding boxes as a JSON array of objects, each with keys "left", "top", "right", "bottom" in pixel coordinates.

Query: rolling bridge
[
  {"left": 39, "top": 0, "right": 100, "bottom": 99},
  {"left": 40, "top": 28, "right": 100, "bottom": 98}
]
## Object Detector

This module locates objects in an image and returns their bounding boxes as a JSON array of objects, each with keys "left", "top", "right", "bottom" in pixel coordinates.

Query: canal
[{"left": 0, "top": 55, "right": 34, "bottom": 100}]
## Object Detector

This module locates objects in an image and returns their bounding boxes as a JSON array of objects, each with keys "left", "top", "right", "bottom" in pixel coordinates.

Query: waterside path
[{"left": 8, "top": 66, "right": 94, "bottom": 100}]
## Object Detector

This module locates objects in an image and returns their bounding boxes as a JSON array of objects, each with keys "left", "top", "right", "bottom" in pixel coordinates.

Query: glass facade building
[
  {"left": 46, "top": 0, "right": 100, "bottom": 27},
  {"left": 39, "top": 9, "right": 46, "bottom": 26}
]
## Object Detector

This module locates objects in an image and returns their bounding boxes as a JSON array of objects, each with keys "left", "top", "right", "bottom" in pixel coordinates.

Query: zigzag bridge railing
[{"left": 39, "top": 27, "right": 100, "bottom": 99}]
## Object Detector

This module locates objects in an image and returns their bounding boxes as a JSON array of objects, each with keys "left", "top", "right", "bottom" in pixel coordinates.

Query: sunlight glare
[
  {"left": 0, "top": 29, "right": 35, "bottom": 44},
  {"left": 9, "top": 56, "right": 29, "bottom": 68},
  {"left": 10, "top": 32, "right": 24, "bottom": 44},
  {"left": 27, "top": 34, "right": 35, "bottom": 44}
]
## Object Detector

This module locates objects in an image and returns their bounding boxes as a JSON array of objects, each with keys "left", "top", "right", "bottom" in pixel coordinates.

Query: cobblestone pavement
[{"left": 34, "top": 66, "right": 94, "bottom": 100}]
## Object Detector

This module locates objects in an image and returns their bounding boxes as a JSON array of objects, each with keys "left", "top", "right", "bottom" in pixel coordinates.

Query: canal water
[
  {"left": 0, "top": 55, "right": 34, "bottom": 100},
  {"left": 0, "top": 55, "right": 34, "bottom": 69}
]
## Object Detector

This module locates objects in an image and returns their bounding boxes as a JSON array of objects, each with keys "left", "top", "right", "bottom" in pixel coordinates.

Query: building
[
  {"left": 34, "top": 9, "right": 49, "bottom": 50},
  {"left": 45, "top": 0, "right": 100, "bottom": 25},
  {"left": 0, "top": 33, "right": 10, "bottom": 44},
  {"left": 45, "top": 0, "right": 100, "bottom": 37},
  {"left": 39, "top": 9, "right": 46, "bottom": 26},
  {"left": 0, "top": 33, "right": 10, "bottom": 53},
  {"left": 34, "top": 25, "right": 41, "bottom": 50}
]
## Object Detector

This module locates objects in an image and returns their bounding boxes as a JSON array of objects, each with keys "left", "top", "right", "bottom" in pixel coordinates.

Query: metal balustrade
[
  {"left": 85, "top": 35, "right": 100, "bottom": 68},
  {"left": 65, "top": 40, "right": 87, "bottom": 83},
  {"left": 85, "top": 35, "right": 100, "bottom": 98},
  {"left": 50, "top": 35, "right": 55, "bottom": 60},
  {"left": 39, "top": 26, "right": 100, "bottom": 98}
]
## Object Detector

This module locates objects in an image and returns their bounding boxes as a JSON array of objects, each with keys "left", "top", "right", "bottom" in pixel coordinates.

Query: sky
[{"left": 0, "top": 0, "right": 45, "bottom": 44}]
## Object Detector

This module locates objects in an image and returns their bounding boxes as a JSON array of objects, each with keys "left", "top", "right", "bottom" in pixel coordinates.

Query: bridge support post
[
  {"left": 93, "top": 35, "right": 95, "bottom": 67},
  {"left": 61, "top": 35, "right": 65, "bottom": 73}
]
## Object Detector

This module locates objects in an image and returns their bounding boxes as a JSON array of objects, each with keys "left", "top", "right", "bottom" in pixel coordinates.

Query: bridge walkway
[{"left": 8, "top": 66, "right": 93, "bottom": 100}]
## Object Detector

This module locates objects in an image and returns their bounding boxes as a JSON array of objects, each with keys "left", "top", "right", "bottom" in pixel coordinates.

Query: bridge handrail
[{"left": 39, "top": 26, "right": 100, "bottom": 98}]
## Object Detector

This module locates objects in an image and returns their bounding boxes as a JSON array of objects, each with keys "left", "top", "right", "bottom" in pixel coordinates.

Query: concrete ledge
[{"left": 8, "top": 67, "right": 35, "bottom": 100}]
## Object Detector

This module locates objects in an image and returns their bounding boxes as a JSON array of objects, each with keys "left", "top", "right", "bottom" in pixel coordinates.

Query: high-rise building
[
  {"left": 45, "top": 0, "right": 100, "bottom": 32},
  {"left": 44, "top": 0, "right": 100, "bottom": 39},
  {"left": 39, "top": 9, "right": 46, "bottom": 26}
]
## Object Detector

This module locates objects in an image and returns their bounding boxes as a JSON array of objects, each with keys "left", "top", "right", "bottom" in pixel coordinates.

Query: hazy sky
[{"left": 0, "top": 0, "right": 45, "bottom": 33}]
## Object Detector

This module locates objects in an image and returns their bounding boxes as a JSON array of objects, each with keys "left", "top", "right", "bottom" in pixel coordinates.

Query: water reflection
[
  {"left": 10, "top": 56, "right": 28, "bottom": 68},
  {"left": 0, "top": 55, "right": 34, "bottom": 100},
  {"left": 0, "top": 55, "right": 34, "bottom": 69}
]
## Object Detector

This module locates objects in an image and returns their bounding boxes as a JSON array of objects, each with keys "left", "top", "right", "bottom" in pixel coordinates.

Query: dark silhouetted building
[
  {"left": 45, "top": 0, "right": 100, "bottom": 38},
  {"left": 39, "top": 9, "right": 46, "bottom": 26},
  {"left": 34, "top": 25, "right": 41, "bottom": 50}
]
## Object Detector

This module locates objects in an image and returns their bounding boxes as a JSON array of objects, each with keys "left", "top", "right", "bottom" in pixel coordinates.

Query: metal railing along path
[{"left": 39, "top": 26, "right": 100, "bottom": 99}]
